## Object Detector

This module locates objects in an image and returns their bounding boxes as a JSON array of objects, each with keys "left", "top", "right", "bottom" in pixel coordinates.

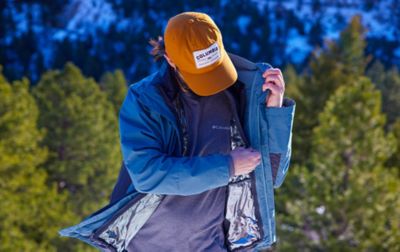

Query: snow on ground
[
  {"left": 1, "top": 0, "right": 399, "bottom": 80},
  {"left": 63, "top": 0, "right": 116, "bottom": 33}
]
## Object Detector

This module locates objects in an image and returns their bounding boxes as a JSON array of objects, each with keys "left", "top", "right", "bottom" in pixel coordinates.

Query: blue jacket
[{"left": 59, "top": 53, "right": 296, "bottom": 251}]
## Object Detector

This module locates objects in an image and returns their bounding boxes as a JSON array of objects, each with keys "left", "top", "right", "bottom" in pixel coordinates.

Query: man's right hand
[{"left": 230, "top": 147, "right": 261, "bottom": 176}]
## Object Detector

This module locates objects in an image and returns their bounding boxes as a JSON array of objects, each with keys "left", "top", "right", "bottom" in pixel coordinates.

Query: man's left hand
[{"left": 262, "top": 68, "right": 285, "bottom": 107}]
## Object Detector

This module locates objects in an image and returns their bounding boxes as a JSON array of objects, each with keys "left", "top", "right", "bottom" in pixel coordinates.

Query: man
[{"left": 59, "top": 12, "right": 295, "bottom": 252}]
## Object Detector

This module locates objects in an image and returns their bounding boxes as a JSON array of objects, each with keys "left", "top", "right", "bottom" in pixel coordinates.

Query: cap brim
[{"left": 179, "top": 50, "right": 238, "bottom": 96}]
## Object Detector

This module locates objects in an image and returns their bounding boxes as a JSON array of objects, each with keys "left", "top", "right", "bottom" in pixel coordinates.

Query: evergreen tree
[
  {"left": 367, "top": 60, "right": 400, "bottom": 127},
  {"left": 293, "top": 15, "right": 368, "bottom": 165},
  {"left": 276, "top": 77, "right": 400, "bottom": 251},
  {"left": 283, "top": 64, "right": 302, "bottom": 100},
  {"left": 33, "top": 63, "right": 121, "bottom": 217},
  {"left": 308, "top": 17, "right": 323, "bottom": 47},
  {"left": 99, "top": 69, "right": 128, "bottom": 115},
  {"left": 0, "top": 70, "right": 75, "bottom": 251},
  {"left": 387, "top": 119, "right": 400, "bottom": 172},
  {"left": 366, "top": 61, "right": 400, "bottom": 170},
  {"left": 282, "top": 64, "right": 304, "bottom": 164}
]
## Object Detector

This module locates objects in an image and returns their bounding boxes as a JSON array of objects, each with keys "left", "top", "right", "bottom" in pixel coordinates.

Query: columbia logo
[
  {"left": 212, "top": 125, "right": 230, "bottom": 130},
  {"left": 193, "top": 42, "right": 221, "bottom": 69}
]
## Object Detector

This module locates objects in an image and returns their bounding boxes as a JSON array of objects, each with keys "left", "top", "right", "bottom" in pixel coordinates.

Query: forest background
[{"left": 1, "top": 1, "right": 399, "bottom": 251}]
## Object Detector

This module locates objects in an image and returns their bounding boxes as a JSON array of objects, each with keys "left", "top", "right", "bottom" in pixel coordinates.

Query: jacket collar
[{"left": 133, "top": 53, "right": 260, "bottom": 123}]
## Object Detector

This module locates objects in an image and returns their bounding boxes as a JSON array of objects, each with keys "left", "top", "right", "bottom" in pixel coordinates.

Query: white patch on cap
[{"left": 193, "top": 42, "right": 221, "bottom": 69}]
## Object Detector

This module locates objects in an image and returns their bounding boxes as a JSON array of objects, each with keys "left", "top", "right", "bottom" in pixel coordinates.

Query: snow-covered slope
[{"left": 1, "top": 0, "right": 399, "bottom": 83}]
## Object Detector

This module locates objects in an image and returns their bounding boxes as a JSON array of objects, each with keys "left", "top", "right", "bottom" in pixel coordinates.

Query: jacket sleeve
[
  {"left": 255, "top": 62, "right": 296, "bottom": 188},
  {"left": 261, "top": 97, "right": 296, "bottom": 189},
  {"left": 119, "top": 87, "right": 231, "bottom": 196}
]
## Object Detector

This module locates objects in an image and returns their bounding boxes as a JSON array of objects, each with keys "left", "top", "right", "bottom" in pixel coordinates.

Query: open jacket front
[{"left": 59, "top": 54, "right": 296, "bottom": 251}]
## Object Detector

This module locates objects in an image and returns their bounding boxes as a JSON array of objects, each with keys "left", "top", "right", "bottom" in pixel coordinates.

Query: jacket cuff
[
  {"left": 265, "top": 97, "right": 296, "bottom": 115},
  {"left": 262, "top": 97, "right": 295, "bottom": 153}
]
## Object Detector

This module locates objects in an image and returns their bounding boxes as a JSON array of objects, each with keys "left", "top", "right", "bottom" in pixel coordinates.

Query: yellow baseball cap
[{"left": 164, "top": 12, "right": 238, "bottom": 96}]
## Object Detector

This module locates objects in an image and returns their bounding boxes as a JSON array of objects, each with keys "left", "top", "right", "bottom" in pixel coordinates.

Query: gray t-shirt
[{"left": 128, "top": 86, "right": 243, "bottom": 251}]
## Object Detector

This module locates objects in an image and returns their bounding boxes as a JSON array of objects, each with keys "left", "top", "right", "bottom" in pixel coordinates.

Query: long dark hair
[
  {"left": 149, "top": 36, "right": 165, "bottom": 62},
  {"left": 149, "top": 36, "right": 192, "bottom": 93}
]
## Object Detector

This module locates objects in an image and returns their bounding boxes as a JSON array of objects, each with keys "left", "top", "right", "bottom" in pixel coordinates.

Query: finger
[
  {"left": 250, "top": 159, "right": 261, "bottom": 167},
  {"left": 265, "top": 75, "right": 281, "bottom": 85},
  {"left": 265, "top": 72, "right": 284, "bottom": 84},
  {"left": 250, "top": 161, "right": 260, "bottom": 170},
  {"left": 241, "top": 165, "right": 255, "bottom": 172},
  {"left": 242, "top": 148, "right": 253, "bottom": 153},
  {"left": 248, "top": 147, "right": 260, "bottom": 153},
  {"left": 247, "top": 154, "right": 259, "bottom": 161},
  {"left": 247, "top": 152, "right": 261, "bottom": 160},
  {"left": 263, "top": 72, "right": 282, "bottom": 80},
  {"left": 251, "top": 151, "right": 261, "bottom": 157},
  {"left": 244, "top": 152, "right": 260, "bottom": 161},
  {"left": 263, "top": 73, "right": 285, "bottom": 90},
  {"left": 262, "top": 68, "right": 282, "bottom": 76},
  {"left": 247, "top": 147, "right": 259, "bottom": 153},
  {"left": 263, "top": 76, "right": 285, "bottom": 90},
  {"left": 267, "top": 73, "right": 284, "bottom": 84},
  {"left": 262, "top": 82, "right": 280, "bottom": 93},
  {"left": 253, "top": 154, "right": 261, "bottom": 161},
  {"left": 250, "top": 153, "right": 261, "bottom": 162},
  {"left": 254, "top": 156, "right": 261, "bottom": 165},
  {"left": 242, "top": 163, "right": 255, "bottom": 170},
  {"left": 247, "top": 162, "right": 258, "bottom": 169},
  {"left": 275, "top": 74, "right": 285, "bottom": 90},
  {"left": 251, "top": 163, "right": 260, "bottom": 170},
  {"left": 262, "top": 68, "right": 282, "bottom": 78},
  {"left": 248, "top": 150, "right": 260, "bottom": 156}
]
